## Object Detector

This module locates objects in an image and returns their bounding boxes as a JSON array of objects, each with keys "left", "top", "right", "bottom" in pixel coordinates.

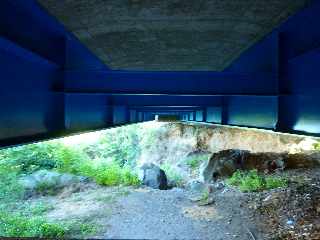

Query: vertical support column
[
  {"left": 275, "top": 32, "right": 296, "bottom": 132},
  {"left": 129, "top": 109, "right": 137, "bottom": 123},
  {"left": 203, "top": 108, "right": 207, "bottom": 122},
  {"left": 206, "top": 107, "right": 222, "bottom": 123},
  {"left": 221, "top": 97, "right": 229, "bottom": 125},
  {"left": 189, "top": 112, "right": 194, "bottom": 121},
  {"left": 195, "top": 110, "right": 203, "bottom": 122},
  {"left": 113, "top": 105, "right": 128, "bottom": 125}
]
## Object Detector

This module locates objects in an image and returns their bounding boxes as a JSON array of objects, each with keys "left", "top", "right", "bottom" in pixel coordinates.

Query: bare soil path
[{"left": 97, "top": 187, "right": 259, "bottom": 240}]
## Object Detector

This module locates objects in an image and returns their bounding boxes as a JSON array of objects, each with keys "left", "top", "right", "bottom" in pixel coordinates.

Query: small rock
[{"left": 214, "top": 182, "right": 225, "bottom": 190}]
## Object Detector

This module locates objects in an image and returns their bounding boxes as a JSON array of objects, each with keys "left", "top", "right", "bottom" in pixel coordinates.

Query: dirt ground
[
  {"left": 25, "top": 168, "right": 320, "bottom": 240},
  {"left": 99, "top": 187, "right": 258, "bottom": 240},
  {"left": 31, "top": 184, "right": 256, "bottom": 239}
]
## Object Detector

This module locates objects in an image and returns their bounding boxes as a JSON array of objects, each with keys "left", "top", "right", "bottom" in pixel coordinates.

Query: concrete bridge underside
[{"left": 1, "top": 0, "right": 320, "bottom": 147}]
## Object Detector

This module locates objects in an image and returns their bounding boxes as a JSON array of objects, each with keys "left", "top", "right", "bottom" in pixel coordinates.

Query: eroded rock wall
[{"left": 139, "top": 122, "right": 318, "bottom": 167}]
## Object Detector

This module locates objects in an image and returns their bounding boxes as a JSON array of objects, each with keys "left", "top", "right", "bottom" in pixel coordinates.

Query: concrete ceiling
[{"left": 38, "top": 0, "right": 310, "bottom": 71}]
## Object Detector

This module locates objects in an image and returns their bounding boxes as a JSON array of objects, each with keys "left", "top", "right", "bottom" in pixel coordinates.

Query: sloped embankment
[{"left": 138, "top": 122, "right": 318, "bottom": 183}]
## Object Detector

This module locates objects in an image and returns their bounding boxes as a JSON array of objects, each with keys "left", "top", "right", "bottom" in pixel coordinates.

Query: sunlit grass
[{"left": 227, "top": 170, "right": 287, "bottom": 192}]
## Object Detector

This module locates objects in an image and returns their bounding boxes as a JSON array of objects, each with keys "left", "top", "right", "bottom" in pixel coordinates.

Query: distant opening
[{"left": 156, "top": 114, "right": 180, "bottom": 122}]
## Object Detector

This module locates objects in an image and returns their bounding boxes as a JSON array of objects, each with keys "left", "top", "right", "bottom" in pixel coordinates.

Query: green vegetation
[
  {"left": 227, "top": 170, "right": 288, "bottom": 192},
  {"left": 200, "top": 188, "right": 209, "bottom": 202},
  {"left": 0, "top": 189, "right": 97, "bottom": 238},
  {"left": 0, "top": 164, "right": 24, "bottom": 201},
  {"left": 313, "top": 141, "right": 320, "bottom": 150},
  {"left": 0, "top": 212, "right": 66, "bottom": 238},
  {"left": 0, "top": 123, "right": 159, "bottom": 238},
  {"left": 83, "top": 163, "right": 141, "bottom": 186},
  {"left": 0, "top": 124, "right": 146, "bottom": 187},
  {"left": 185, "top": 154, "right": 210, "bottom": 170},
  {"left": 0, "top": 210, "right": 96, "bottom": 238}
]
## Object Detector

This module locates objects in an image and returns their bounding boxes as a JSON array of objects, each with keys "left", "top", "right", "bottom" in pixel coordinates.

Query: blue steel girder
[
  {"left": 1, "top": 0, "right": 320, "bottom": 147},
  {"left": 64, "top": 70, "right": 277, "bottom": 95}
]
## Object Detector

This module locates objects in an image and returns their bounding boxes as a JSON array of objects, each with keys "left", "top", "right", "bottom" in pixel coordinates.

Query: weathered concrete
[{"left": 38, "top": 0, "right": 310, "bottom": 71}]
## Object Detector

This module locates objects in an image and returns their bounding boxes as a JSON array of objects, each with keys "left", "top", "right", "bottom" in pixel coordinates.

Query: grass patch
[
  {"left": 79, "top": 162, "right": 141, "bottom": 186},
  {"left": 226, "top": 170, "right": 287, "bottom": 192},
  {"left": 0, "top": 212, "right": 66, "bottom": 238},
  {"left": 0, "top": 210, "right": 97, "bottom": 238},
  {"left": 0, "top": 164, "right": 24, "bottom": 201}
]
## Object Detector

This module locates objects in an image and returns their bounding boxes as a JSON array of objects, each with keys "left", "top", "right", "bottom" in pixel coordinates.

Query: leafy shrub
[
  {"left": 0, "top": 141, "right": 91, "bottom": 177},
  {"left": 0, "top": 141, "right": 141, "bottom": 188},
  {"left": 227, "top": 170, "right": 287, "bottom": 192},
  {"left": 93, "top": 124, "right": 142, "bottom": 168},
  {"left": 0, "top": 123, "right": 152, "bottom": 188},
  {"left": 121, "top": 166, "right": 141, "bottom": 186},
  {"left": 87, "top": 163, "right": 140, "bottom": 186},
  {"left": 0, "top": 143, "right": 59, "bottom": 174},
  {"left": 94, "top": 163, "right": 123, "bottom": 186},
  {"left": 54, "top": 145, "right": 89, "bottom": 175}
]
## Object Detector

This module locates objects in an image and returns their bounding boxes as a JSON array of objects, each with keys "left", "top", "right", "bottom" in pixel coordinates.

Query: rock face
[
  {"left": 138, "top": 122, "right": 315, "bottom": 170},
  {"left": 137, "top": 122, "right": 319, "bottom": 185},
  {"left": 139, "top": 163, "right": 167, "bottom": 190},
  {"left": 200, "top": 149, "right": 286, "bottom": 182},
  {"left": 19, "top": 170, "right": 87, "bottom": 197},
  {"left": 285, "top": 151, "right": 320, "bottom": 169},
  {"left": 200, "top": 150, "right": 320, "bottom": 182}
]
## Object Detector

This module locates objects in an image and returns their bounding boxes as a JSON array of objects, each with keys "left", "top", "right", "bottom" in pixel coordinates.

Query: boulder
[
  {"left": 19, "top": 170, "right": 88, "bottom": 197},
  {"left": 284, "top": 151, "right": 320, "bottom": 169},
  {"left": 200, "top": 149, "right": 286, "bottom": 182},
  {"left": 200, "top": 149, "right": 320, "bottom": 183},
  {"left": 139, "top": 163, "right": 168, "bottom": 190}
]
